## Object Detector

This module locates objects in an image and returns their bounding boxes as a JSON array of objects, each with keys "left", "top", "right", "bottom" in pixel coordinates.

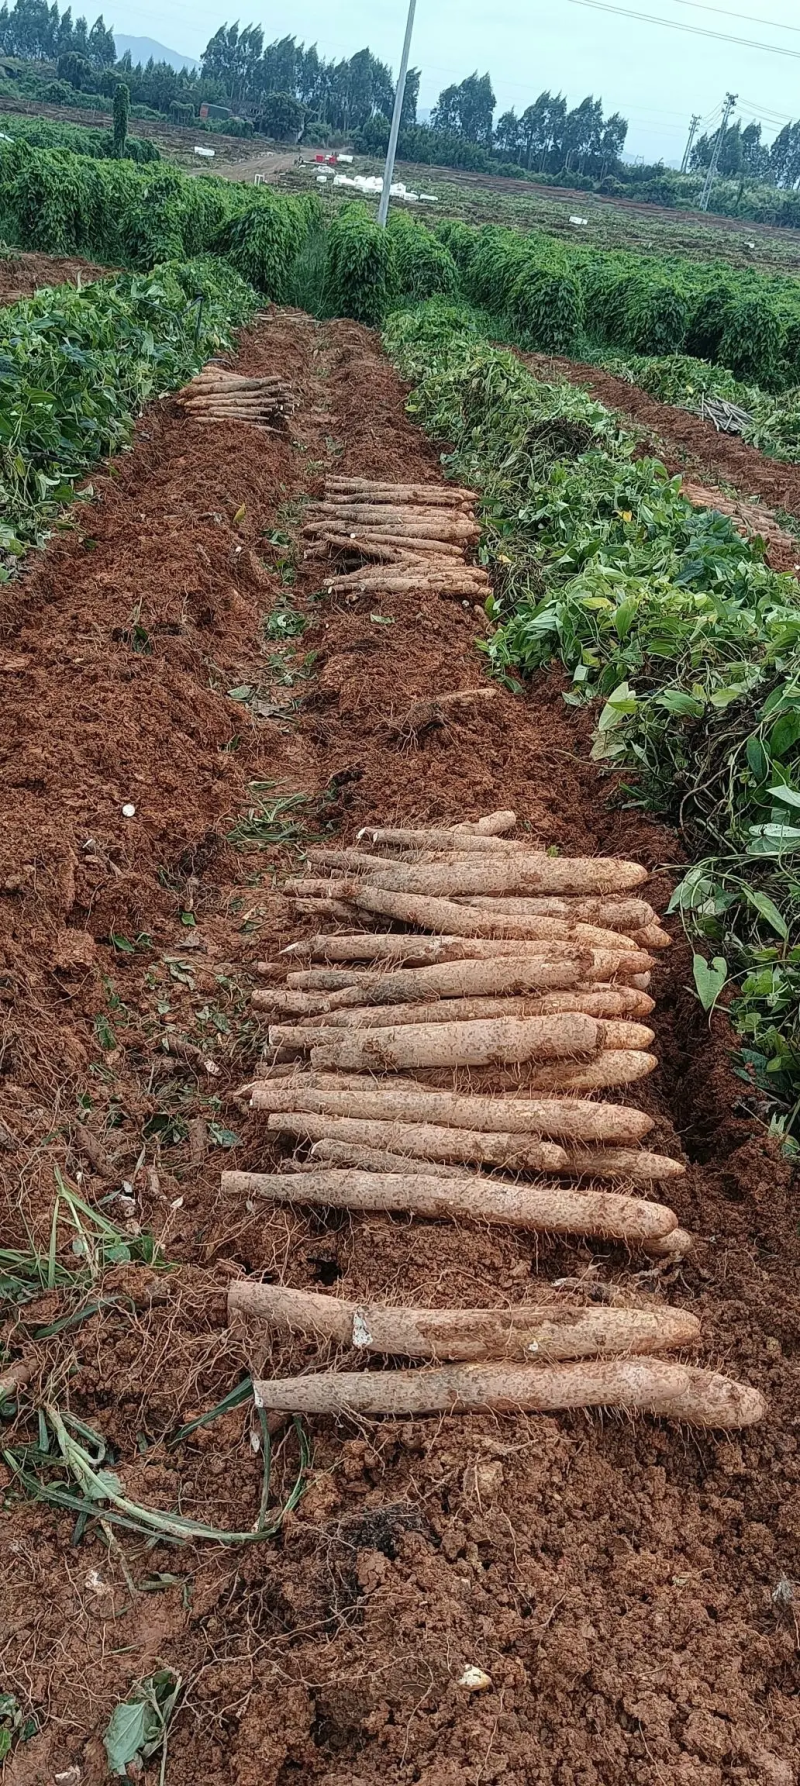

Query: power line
[
  {"left": 565, "top": 0, "right": 800, "bottom": 57},
  {"left": 664, "top": 0, "right": 800, "bottom": 34}
]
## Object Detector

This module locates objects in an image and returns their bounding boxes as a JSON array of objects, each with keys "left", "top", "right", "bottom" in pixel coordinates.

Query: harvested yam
[
  {"left": 311, "top": 1139, "right": 468, "bottom": 1177},
  {"left": 357, "top": 826, "right": 524, "bottom": 856},
  {"left": 526, "top": 1051, "right": 657, "bottom": 1091},
  {"left": 293, "top": 957, "right": 588, "bottom": 1005},
  {"left": 462, "top": 895, "right": 657, "bottom": 928},
  {"left": 222, "top": 1167, "right": 678, "bottom": 1244},
  {"left": 252, "top": 1359, "right": 764, "bottom": 1428},
  {"left": 274, "top": 1013, "right": 655, "bottom": 1063},
  {"left": 633, "top": 925, "right": 672, "bottom": 951},
  {"left": 600, "top": 1020, "right": 654, "bottom": 1050},
  {"left": 307, "top": 848, "right": 408, "bottom": 872},
  {"left": 284, "top": 888, "right": 640, "bottom": 956},
  {"left": 349, "top": 885, "right": 654, "bottom": 953},
  {"left": 289, "top": 988, "right": 655, "bottom": 1028},
  {"left": 364, "top": 857, "right": 648, "bottom": 898},
  {"left": 556, "top": 1148, "right": 685, "bottom": 1185},
  {"left": 286, "top": 961, "right": 582, "bottom": 994},
  {"left": 364, "top": 836, "right": 647, "bottom": 889},
  {"left": 645, "top": 1227, "right": 693, "bottom": 1260},
  {"left": 305, "top": 1013, "right": 602, "bottom": 1073},
  {"left": 281, "top": 933, "right": 648, "bottom": 966},
  {"left": 323, "top": 531, "right": 469, "bottom": 559},
  {"left": 455, "top": 810, "right": 517, "bottom": 835},
  {"left": 314, "top": 884, "right": 640, "bottom": 955},
  {"left": 249, "top": 1076, "right": 654, "bottom": 1142},
  {"left": 228, "top": 1281, "right": 701, "bottom": 1362},
  {"left": 253, "top": 989, "right": 341, "bottom": 1016},
  {"left": 267, "top": 1110, "right": 569, "bottom": 1171},
  {"left": 324, "top": 479, "right": 476, "bottom": 505}
]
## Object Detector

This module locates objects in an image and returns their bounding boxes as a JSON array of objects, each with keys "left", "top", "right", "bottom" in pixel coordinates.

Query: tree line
[
  {"left": 1, "top": 0, "right": 800, "bottom": 191},
  {"left": 691, "top": 118, "right": 800, "bottom": 192}
]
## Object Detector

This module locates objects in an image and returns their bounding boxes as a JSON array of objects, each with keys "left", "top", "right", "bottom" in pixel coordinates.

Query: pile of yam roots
[
  {"left": 226, "top": 812, "right": 764, "bottom": 1430},
  {"left": 302, "top": 476, "right": 493, "bottom": 602},
  {"left": 177, "top": 367, "right": 296, "bottom": 433}
]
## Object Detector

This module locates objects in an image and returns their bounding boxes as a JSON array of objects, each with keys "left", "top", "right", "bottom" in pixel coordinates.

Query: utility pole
[
  {"left": 680, "top": 113, "right": 700, "bottom": 175},
  {"left": 699, "top": 92, "right": 737, "bottom": 211},
  {"left": 377, "top": 0, "right": 417, "bottom": 227}
]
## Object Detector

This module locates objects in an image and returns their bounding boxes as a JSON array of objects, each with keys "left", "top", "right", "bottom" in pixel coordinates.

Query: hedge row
[
  {"left": 321, "top": 205, "right": 800, "bottom": 387},
  {"left": 0, "top": 141, "right": 319, "bottom": 299},
  {"left": 323, "top": 205, "right": 459, "bottom": 322}
]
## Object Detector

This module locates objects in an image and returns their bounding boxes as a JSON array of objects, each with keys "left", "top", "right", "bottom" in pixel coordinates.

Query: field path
[{"left": 1, "top": 310, "right": 798, "bottom": 1786}]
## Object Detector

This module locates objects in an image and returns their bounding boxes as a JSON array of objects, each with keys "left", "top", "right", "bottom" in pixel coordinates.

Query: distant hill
[{"left": 113, "top": 35, "right": 198, "bottom": 71}]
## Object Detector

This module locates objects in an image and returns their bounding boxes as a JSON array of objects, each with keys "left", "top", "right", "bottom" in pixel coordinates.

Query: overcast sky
[{"left": 114, "top": 0, "right": 800, "bottom": 163}]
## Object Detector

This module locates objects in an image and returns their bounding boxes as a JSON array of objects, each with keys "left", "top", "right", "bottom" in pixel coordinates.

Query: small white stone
[
  {"left": 121, "top": 803, "right": 136, "bottom": 818},
  {"left": 459, "top": 1666, "right": 492, "bottom": 1692}
]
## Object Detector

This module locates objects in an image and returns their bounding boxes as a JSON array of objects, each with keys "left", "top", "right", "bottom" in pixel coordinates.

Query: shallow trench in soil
[{"left": 1, "top": 307, "right": 798, "bottom": 1786}]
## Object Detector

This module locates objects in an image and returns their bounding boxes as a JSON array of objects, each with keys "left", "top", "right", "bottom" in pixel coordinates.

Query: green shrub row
[
  {"left": 0, "top": 141, "right": 319, "bottom": 297},
  {"left": 0, "top": 113, "right": 160, "bottom": 162},
  {"left": 383, "top": 297, "right": 800, "bottom": 1131},
  {"left": 321, "top": 205, "right": 800, "bottom": 387},
  {"left": 0, "top": 257, "right": 258, "bottom": 561},
  {"left": 323, "top": 205, "right": 459, "bottom": 321}
]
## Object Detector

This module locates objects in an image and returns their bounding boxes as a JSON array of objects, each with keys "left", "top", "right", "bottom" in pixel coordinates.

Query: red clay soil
[
  {"left": 527, "top": 350, "right": 800, "bottom": 554},
  {"left": 0, "top": 250, "right": 107, "bottom": 303},
  {"left": 1, "top": 311, "right": 799, "bottom": 1786}
]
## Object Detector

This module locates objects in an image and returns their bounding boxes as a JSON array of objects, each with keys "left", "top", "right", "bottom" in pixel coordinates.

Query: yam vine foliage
[
  {"left": 384, "top": 299, "right": 800, "bottom": 1132},
  {"left": 318, "top": 204, "right": 800, "bottom": 392},
  {"left": 0, "top": 140, "right": 319, "bottom": 297},
  {"left": 0, "top": 258, "right": 258, "bottom": 562}
]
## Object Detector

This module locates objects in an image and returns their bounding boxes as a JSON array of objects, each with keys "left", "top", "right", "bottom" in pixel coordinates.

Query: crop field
[
  {"left": 274, "top": 158, "right": 800, "bottom": 275},
  {"left": 0, "top": 135, "right": 798, "bottom": 1786}
]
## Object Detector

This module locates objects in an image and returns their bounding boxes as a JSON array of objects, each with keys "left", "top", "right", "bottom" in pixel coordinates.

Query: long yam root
[
  {"left": 222, "top": 1167, "right": 678, "bottom": 1244},
  {"left": 463, "top": 895, "right": 657, "bottom": 927},
  {"left": 280, "top": 933, "right": 649, "bottom": 967},
  {"left": 228, "top": 1281, "right": 701, "bottom": 1362},
  {"left": 285, "top": 956, "right": 588, "bottom": 1004},
  {"left": 311, "top": 1139, "right": 470, "bottom": 1177},
  {"left": 363, "top": 836, "right": 648, "bottom": 889},
  {"left": 364, "top": 856, "right": 648, "bottom": 898},
  {"left": 303, "top": 1013, "right": 603, "bottom": 1073},
  {"left": 267, "top": 1110, "right": 569, "bottom": 1171},
  {"left": 248, "top": 1077, "right": 655, "bottom": 1143},
  {"left": 252, "top": 1359, "right": 764, "bottom": 1428},
  {"left": 555, "top": 1147, "right": 685, "bottom": 1185},
  {"left": 267, "top": 989, "right": 655, "bottom": 1028},
  {"left": 297, "top": 1015, "right": 655, "bottom": 1074},
  {"left": 284, "top": 887, "right": 640, "bottom": 956},
  {"left": 248, "top": 1071, "right": 650, "bottom": 1143},
  {"left": 526, "top": 1051, "right": 658, "bottom": 1090}
]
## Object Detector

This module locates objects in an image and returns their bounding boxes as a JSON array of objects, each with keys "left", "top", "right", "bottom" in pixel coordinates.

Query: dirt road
[{"left": 1, "top": 310, "right": 797, "bottom": 1786}]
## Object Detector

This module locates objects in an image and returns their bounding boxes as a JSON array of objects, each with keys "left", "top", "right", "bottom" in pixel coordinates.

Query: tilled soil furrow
[{"left": 0, "top": 308, "right": 797, "bottom": 1786}]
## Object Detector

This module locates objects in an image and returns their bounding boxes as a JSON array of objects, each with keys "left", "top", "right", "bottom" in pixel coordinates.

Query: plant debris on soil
[
  {"left": 0, "top": 250, "right": 107, "bottom": 304},
  {"left": 527, "top": 350, "right": 800, "bottom": 550},
  {"left": 0, "top": 303, "right": 798, "bottom": 1786}
]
